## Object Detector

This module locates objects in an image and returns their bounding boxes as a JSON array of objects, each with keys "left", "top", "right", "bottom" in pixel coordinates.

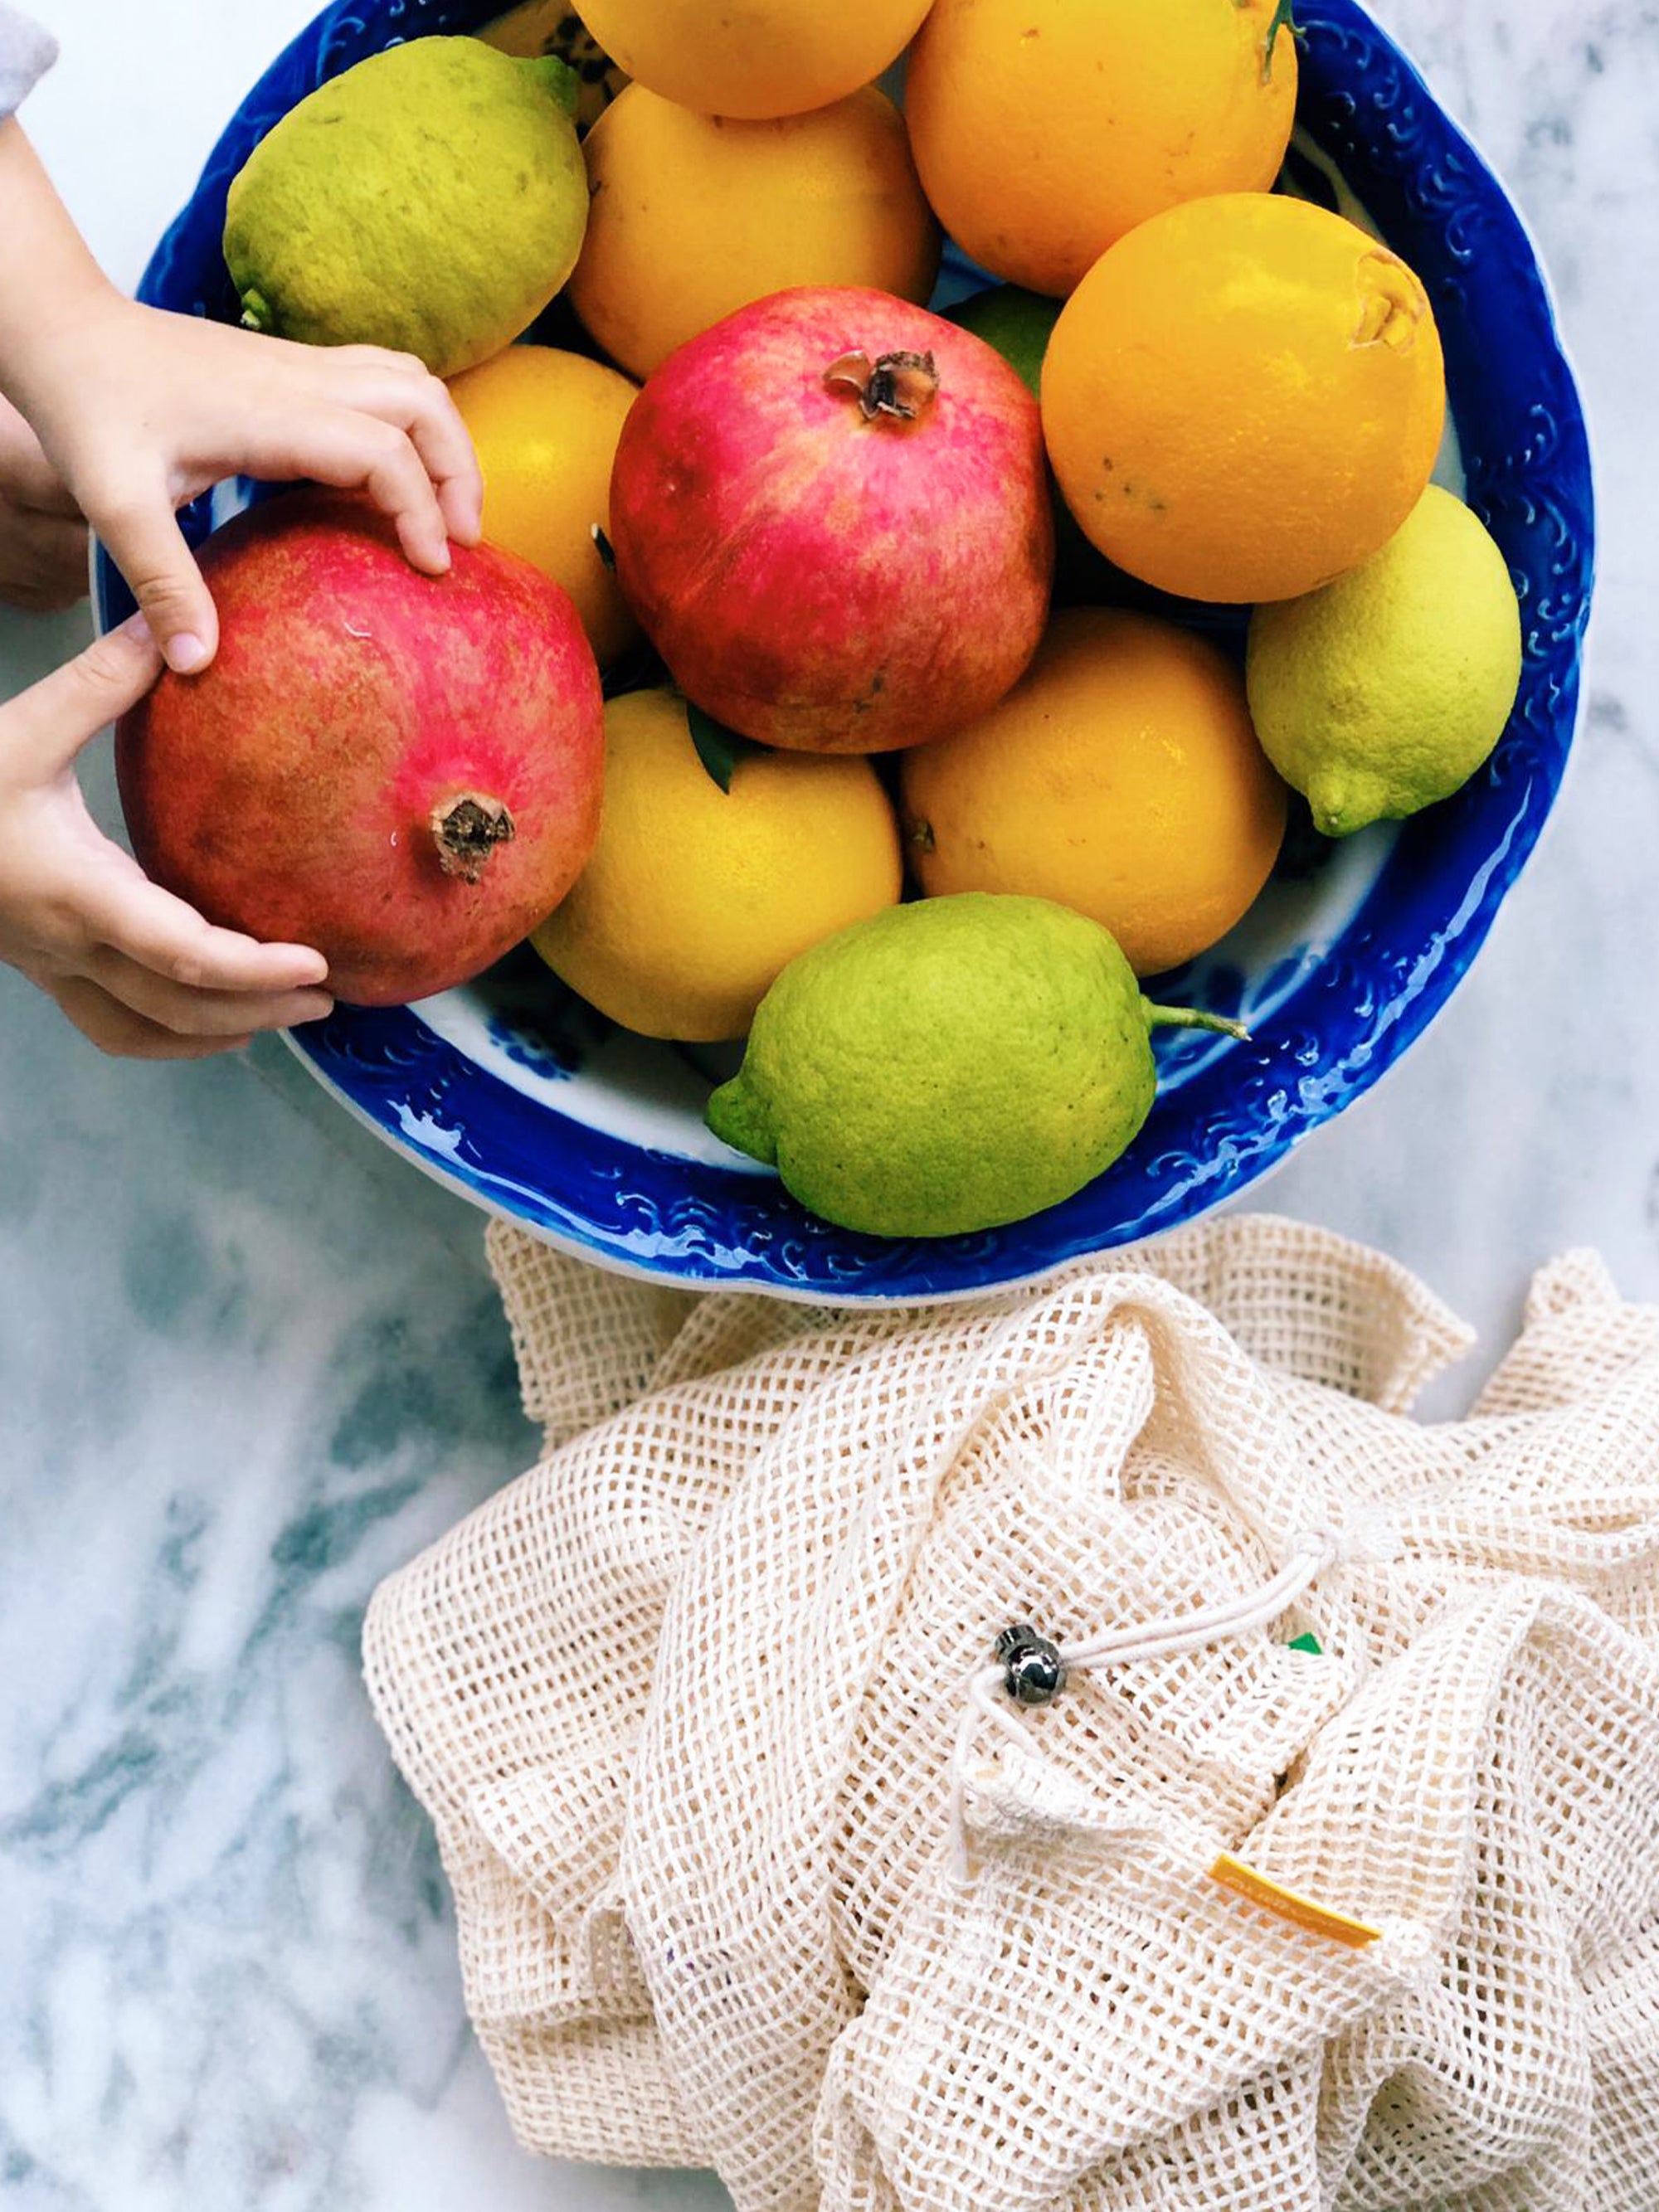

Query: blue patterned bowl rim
[{"left": 97, "top": 0, "right": 1595, "bottom": 1302}]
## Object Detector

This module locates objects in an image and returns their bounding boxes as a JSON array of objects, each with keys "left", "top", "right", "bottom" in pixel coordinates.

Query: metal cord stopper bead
[{"left": 993, "top": 1623, "right": 1067, "bottom": 1707}]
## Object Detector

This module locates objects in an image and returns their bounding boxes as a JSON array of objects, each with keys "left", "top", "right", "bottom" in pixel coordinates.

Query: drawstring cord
[{"left": 946, "top": 1513, "right": 1399, "bottom": 1885}]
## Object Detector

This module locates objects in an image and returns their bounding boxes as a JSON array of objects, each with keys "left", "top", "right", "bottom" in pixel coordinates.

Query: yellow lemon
[
  {"left": 1247, "top": 485, "right": 1523, "bottom": 835},
  {"left": 568, "top": 84, "right": 940, "bottom": 380},
  {"left": 447, "top": 343, "right": 639, "bottom": 666},
  {"left": 901, "top": 609, "right": 1287, "bottom": 977},
  {"left": 533, "top": 688, "right": 903, "bottom": 1040}
]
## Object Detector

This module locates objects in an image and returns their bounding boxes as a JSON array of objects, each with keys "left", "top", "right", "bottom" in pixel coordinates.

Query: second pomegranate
[{"left": 608, "top": 284, "right": 1055, "bottom": 755}]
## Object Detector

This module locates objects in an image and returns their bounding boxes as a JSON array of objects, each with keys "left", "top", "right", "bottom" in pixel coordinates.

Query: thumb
[
  {"left": 95, "top": 493, "right": 218, "bottom": 674},
  {"left": 2, "top": 614, "right": 167, "bottom": 779}
]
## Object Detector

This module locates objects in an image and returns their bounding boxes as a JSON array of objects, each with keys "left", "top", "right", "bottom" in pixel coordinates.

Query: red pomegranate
[
  {"left": 115, "top": 492, "right": 605, "bottom": 1006},
  {"left": 608, "top": 284, "right": 1054, "bottom": 754}
]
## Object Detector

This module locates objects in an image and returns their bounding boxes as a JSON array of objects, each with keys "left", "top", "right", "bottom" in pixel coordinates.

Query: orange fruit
[
  {"left": 447, "top": 343, "right": 638, "bottom": 665},
  {"left": 905, "top": 0, "right": 1297, "bottom": 297},
  {"left": 568, "top": 0, "right": 932, "bottom": 120},
  {"left": 1042, "top": 194, "right": 1447, "bottom": 604},
  {"left": 569, "top": 84, "right": 940, "bottom": 380},
  {"left": 900, "top": 608, "right": 1287, "bottom": 977}
]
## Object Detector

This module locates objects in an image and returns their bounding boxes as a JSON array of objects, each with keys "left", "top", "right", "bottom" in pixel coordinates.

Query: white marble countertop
[{"left": 1, "top": 2, "right": 1654, "bottom": 2205}]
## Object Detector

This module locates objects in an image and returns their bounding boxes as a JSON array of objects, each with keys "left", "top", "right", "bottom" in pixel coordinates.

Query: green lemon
[
  {"left": 944, "top": 282, "right": 1126, "bottom": 607},
  {"left": 480, "top": 4, "right": 626, "bottom": 133},
  {"left": 225, "top": 37, "right": 587, "bottom": 377},
  {"left": 706, "top": 892, "right": 1244, "bottom": 1239},
  {"left": 1246, "top": 485, "right": 1523, "bottom": 838},
  {"left": 943, "top": 284, "right": 1061, "bottom": 400}
]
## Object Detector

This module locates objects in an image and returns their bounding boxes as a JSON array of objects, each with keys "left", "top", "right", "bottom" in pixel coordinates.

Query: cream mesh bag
[{"left": 363, "top": 1215, "right": 1659, "bottom": 2210}]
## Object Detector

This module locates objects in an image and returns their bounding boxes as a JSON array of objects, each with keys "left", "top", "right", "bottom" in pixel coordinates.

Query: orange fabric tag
[{"left": 1206, "top": 1853, "right": 1383, "bottom": 1949}]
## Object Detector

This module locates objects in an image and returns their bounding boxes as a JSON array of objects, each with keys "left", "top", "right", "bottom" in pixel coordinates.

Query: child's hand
[
  {"left": 0, "top": 391, "right": 87, "bottom": 613},
  {"left": 0, "top": 615, "right": 334, "bottom": 1057},
  {"left": 0, "top": 121, "right": 479, "bottom": 672},
  {"left": 22, "top": 298, "right": 484, "bottom": 674}
]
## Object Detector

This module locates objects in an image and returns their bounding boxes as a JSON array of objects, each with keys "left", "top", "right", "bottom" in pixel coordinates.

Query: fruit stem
[
  {"left": 1144, "top": 1001, "right": 1251, "bottom": 1043},
  {"left": 825, "top": 350, "right": 941, "bottom": 424},
  {"left": 1262, "top": 0, "right": 1305, "bottom": 84},
  {"left": 431, "top": 791, "right": 516, "bottom": 883},
  {"left": 240, "top": 288, "right": 275, "bottom": 335}
]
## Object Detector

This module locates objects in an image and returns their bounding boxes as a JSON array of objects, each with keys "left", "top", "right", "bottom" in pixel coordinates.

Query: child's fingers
[
  {"left": 26, "top": 472, "right": 87, "bottom": 522},
  {"left": 0, "top": 392, "right": 83, "bottom": 517},
  {"left": 0, "top": 515, "right": 90, "bottom": 612},
  {"left": 83, "top": 945, "right": 333, "bottom": 1035},
  {"left": 307, "top": 343, "right": 432, "bottom": 382},
  {"left": 49, "top": 975, "right": 252, "bottom": 1062},
  {"left": 36, "top": 511, "right": 91, "bottom": 583},
  {"left": 283, "top": 411, "right": 453, "bottom": 575},
  {"left": 2, "top": 445, "right": 84, "bottom": 521},
  {"left": 0, "top": 615, "right": 164, "bottom": 778},
  {"left": 350, "top": 367, "right": 484, "bottom": 547},
  {"left": 8, "top": 512, "right": 91, "bottom": 602},
  {"left": 80, "top": 870, "right": 329, "bottom": 994},
  {"left": 94, "top": 493, "right": 218, "bottom": 673}
]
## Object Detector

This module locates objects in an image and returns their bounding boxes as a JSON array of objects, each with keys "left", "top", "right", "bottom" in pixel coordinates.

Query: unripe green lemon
[
  {"left": 707, "top": 892, "right": 1243, "bottom": 1239},
  {"left": 1246, "top": 485, "right": 1523, "bottom": 837},
  {"left": 479, "top": 5, "right": 625, "bottom": 132},
  {"left": 224, "top": 38, "right": 588, "bottom": 377},
  {"left": 941, "top": 284, "right": 1060, "bottom": 400}
]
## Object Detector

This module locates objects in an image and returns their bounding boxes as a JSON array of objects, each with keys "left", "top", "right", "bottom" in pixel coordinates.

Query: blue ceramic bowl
[{"left": 98, "top": 0, "right": 1593, "bottom": 1300}]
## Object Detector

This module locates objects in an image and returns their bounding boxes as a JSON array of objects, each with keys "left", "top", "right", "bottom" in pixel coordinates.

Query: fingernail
[
  {"left": 164, "top": 632, "right": 209, "bottom": 674},
  {"left": 118, "top": 611, "right": 155, "bottom": 644}
]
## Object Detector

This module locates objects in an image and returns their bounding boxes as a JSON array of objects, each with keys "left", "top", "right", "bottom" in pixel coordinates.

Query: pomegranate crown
[{"left": 825, "top": 349, "right": 941, "bottom": 423}]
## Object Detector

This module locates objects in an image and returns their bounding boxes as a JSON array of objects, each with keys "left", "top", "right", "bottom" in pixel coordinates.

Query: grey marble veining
[{"left": 2, "top": 1, "right": 1657, "bottom": 2205}]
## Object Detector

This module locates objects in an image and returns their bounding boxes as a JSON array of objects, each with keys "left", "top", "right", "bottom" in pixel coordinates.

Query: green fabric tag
[{"left": 1288, "top": 1631, "right": 1323, "bottom": 1655}]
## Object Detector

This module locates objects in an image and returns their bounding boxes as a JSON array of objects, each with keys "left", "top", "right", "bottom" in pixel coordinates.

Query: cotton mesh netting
[{"left": 364, "top": 1214, "right": 1659, "bottom": 2210}]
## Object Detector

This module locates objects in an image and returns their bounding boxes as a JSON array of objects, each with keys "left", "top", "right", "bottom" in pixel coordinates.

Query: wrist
[
  {"left": 22, "top": 270, "right": 126, "bottom": 387},
  {"left": 0, "top": 120, "right": 124, "bottom": 422}
]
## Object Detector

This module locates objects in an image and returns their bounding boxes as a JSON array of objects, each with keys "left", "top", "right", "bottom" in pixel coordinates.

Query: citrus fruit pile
[{"left": 173, "top": 0, "right": 1527, "bottom": 1239}]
